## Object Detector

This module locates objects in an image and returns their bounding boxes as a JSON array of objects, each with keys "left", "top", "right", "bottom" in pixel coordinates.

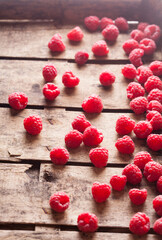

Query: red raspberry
[
  {"left": 100, "top": 17, "right": 114, "bottom": 30},
  {"left": 50, "top": 147, "right": 69, "bottom": 165},
  {"left": 126, "top": 82, "right": 145, "bottom": 100},
  {"left": 146, "top": 110, "right": 160, "bottom": 121},
  {"left": 82, "top": 94, "right": 103, "bottom": 113},
  {"left": 147, "top": 89, "right": 162, "bottom": 104},
  {"left": 102, "top": 25, "right": 119, "bottom": 41},
  {"left": 129, "top": 48, "right": 144, "bottom": 67},
  {"left": 24, "top": 115, "right": 42, "bottom": 135},
  {"left": 42, "top": 64, "right": 57, "bottom": 82},
  {"left": 114, "top": 17, "right": 129, "bottom": 32},
  {"left": 144, "top": 24, "right": 161, "bottom": 42},
  {"left": 129, "top": 212, "right": 150, "bottom": 235},
  {"left": 115, "top": 136, "right": 135, "bottom": 154},
  {"left": 8, "top": 92, "right": 28, "bottom": 110},
  {"left": 92, "top": 182, "right": 111, "bottom": 202},
  {"left": 84, "top": 16, "right": 100, "bottom": 32},
  {"left": 136, "top": 66, "right": 153, "bottom": 84},
  {"left": 153, "top": 195, "right": 162, "bottom": 216},
  {"left": 144, "top": 76, "right": 162, "bottom": 93},
  {"left": 133, "top": 151, "right": 153, "bottom": 170},
  {"left": 48, "top": 33, "right": 65, "bottom": 52},
  {"left": 77, "top": 213, "right": 98, "bottom": 232},
  {"left": 144, "top": 161, "right": 162, "bottom": 182},
  {"left": 130, "top": 96, "right": 148, "bottom": 115},
  {"left": 89, "top": 147, "right": 108, "bottom": 168},
  {"left": 153, "top": 218, "right": 162, "bottom": 235},
  {"left": 121, "top": 64, "right": 137, "bottom": 79},
  {"left": 130, "top": 29, "right": 145, "bottom": 42},
  {"left": 139, "top": 38, "right": 156, "bottom": 55},
  {"left": 110, "top": 175, "right": 127, "bottom": 191},
  {"left": 147, "top": 100, "right": 162, "bottom": 113},
  {"left": 157, "top": 176, "right": 162, "bottom": 194},
  {"left": 92, "top": 40, "right": 109, "bottom": 56},
  {"left": 75, "top": 51, "right": 89, "bottom": 65},
  {"left": 122, "top": 39, "right": 139, "bottom": 55},
  {"left": 138, "top": 22, "right": 149, "bottom": 32},
  {"left": 99, "top": 71, "right": 116, "bottom": 86},
  {"left": 62, "top": 71, "right": 80, "bottom": 88},
  {"left": 49, "top": 192, "right": 69, "bottom": 213},
  {"left": 147, "top": 111, "right": 162, "bottom": 131},
  {"left": 83, "top": 126, "right": 103, "bottom": 147},
  {"left": 72, "top": 114, "right": 91, "bottom": 133},
  {"left": 133, "top": 121, "right": 152, "bottom": 139},
  {"left": 115, "top": 115, "right": 135, "bottom": 135},
  {"left": 122, "top": 164, "right": 142, "bottom": 185},
  {"left": 67, "top": 26, "right": 84, "bottom": 42},
  {"left": 129, "top": 188, "right": 147, "bottom": 205},
  {"left": 149, "top": 61, "right": 162, "bottom": 76},
  {"left": 147, "top": 134, "right": 162, "bottom": 151},
  {"left": 42, "top": 83, "right": 60, "bottom": 100},
  {"left": 65, "top": 130, "right": 83, "bottom": 149}
]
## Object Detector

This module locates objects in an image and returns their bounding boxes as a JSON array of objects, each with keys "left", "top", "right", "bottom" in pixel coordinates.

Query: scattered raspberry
[
  {"left": 147, "top": 100, "right": 162, "bottom": 113},
  {"left": 50, "top": 147, "right": 69, "bottom": 165},
  {"left": 92, "top": 40, "right": 109, "bottom": 56},
  {"left": 146, "top": 110, "right": 160, "bottom": 121},
  {"left": 8, "top": 92, "right": 28, "bottom": 110},
  {"left": 122, "top": 164, "right": 142, "bottom": 185},
  {"left": 136, "top": 66, "right": 153, "bottom": 84},
  {"left": 115, "top": 136, "right": 135, "bottom": 154},
  {"left": 49, "top": 192, "right": 70, "bottom": 213},
  {"left": 100, "top": 17, "right": 114, "bottom": 30},
  {"left": 121, "top": 64, "right": 137, "bottom": 79},
  {"left": 82, "top": 94, "right": 103, "bottom": 113},
  {"left": 48, "top": 33, "right": 65, "bottom": 52},
  {"left": 138, "top": 22, "right": 149, "bottom": 32},
  {"left": 133, "top": 121, "right": 153, "bottom": 139},
  {"left": 42, "top": 83, "right": 60, "bottom": 100},
  {"left": 126, "top": 82, "right": 145, "bottom": 100},
  {"left": 145, "top": 76, "right": 162, "bottom": 94},
  {"left": 153, "top": 195, "right": 162, "bottom": 216},
  {"left": 153, "top": 218, "right": 162, "bottom": 235},
  {"left": 75, "top": 51, "right": 89, "bottom": 65},
  {"left": 62, "top": 71, "right": 80, "bottom": 88},
  {"left": 149, "top": 61, "right": 162, "bottom": 76},
  {"left": 84, "top": 16, "right": 100, "bottom": 32},
  {"left": 42, "top": 64, "right": 57, "bottom": 82},
  {"left": 67, "top": 26, "right": 84, "bottom": 41},
  {"left": 147, "top": 89, "right": 162, "bottom": 104},
  {"left": 65, "top": 130, "right": 83, "bottom": 149},
  {"left": 77, "top": 213, "right": 98, "bottom": 232},
  {"left": 144, "top": 161, "right": 162, "bottom": 182},
  {"left": 130, "top": 29, "right": 145, "bottom": 42},
  {"left": 139, "top": 38, "right": 156, "bottom": 55},
  {"left": 92, "top": 182, "right": 111, "bottom": 202},
  {"left": 115, "top": 115, "right": 135, "bottom": 135},
  {"left": 24, "top": 115, "right": 42, "bottom": 135},
  {"left": 157, "top": 176, "right": 162, "bottom": 194},
  {"left": 102, "top": 25, "right": 119, "bottom": 41},
  {"left": 122, "top": 39, "right": 139, "bottom": 55},
  {"left": 129, "top": 212, "right": 150, "bottom": 235},
  {"left": 110, "top": 175, "right": 127, "bottom": 191},
  {"left": 89, "top": 147, "right": 108, "bottom": 168},
  {"left": 99, "top": 71, "right": 116, "bottom": 86},
  {"left": 144, "top": 24, "right": 161, "bottom": 42},
  {"left": 129, "top": 48, "right": 144, "bottom": 67},
  {"left": 72, "top": 114, "right": 91, "bottom": 133},
  {"left": 147, "top": 134, "right": 162, "bottom": 151},
  {"left": 147, "top": 111, "right": 162, "bottom": 131},
  {"left": 115, "top": 17, "right": 129, "bottom": 32},
  {"left": 129, "top": 188, "right": 147, "bottom": 205},
  {"left": 133, "top": 151, "right": 153, "bottom": 170},
  {"left": 83, "top": 126, "right": 103, "bottom": 147},
  {"left": 130, "top": 97, "right": 148, "bottom": 115}
]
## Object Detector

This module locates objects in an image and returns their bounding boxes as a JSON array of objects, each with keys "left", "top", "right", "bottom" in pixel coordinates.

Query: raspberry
[
  {"left": 144, "top": 24, "right": 161, "bottom": 42},
  {"left": 147, "top": 134, "right": 162, "bottom": 151},
  {"left": 149, "top": 61, "right": 162, "bottom": 76},
  {"left": 92, "top": 182, "right": 111, "bottom": 202},
  {"left": 110, "top": 175, "right": 127, "bottom": 191},
  {"left": 100, "top": 17, "right": 114, "bottom": 30},
  {"left": 62, "top": 71, "right": 80, "bottom": 88},
  {"left": 129, "top": 188, "right": 147, "bottom": 205},
  {"left": 129, "top": 48, "right": 144, "bottom": 67},
  {"left": 75, "top": 51, "right": 89, "bottom": 65},
  {"left": 42, "top": 64, "right": 57, "bottom": 82},
  {"left": 42, "top": 83, "right": 60, "bottom": 100},
  {"left": 153, "top": 218, "right": 162, "bottom": 235},
  {"left": 50, "top": 147, "right": 69, "bottom": 165},
  {"left": 122, "top": 164, "right": 142, "bottom": 185},
  {"left": 84, "top": 16, "right": 100, "bottom": 32},
  {"left": 8, "top": 92, "right": 28, "bottom": 110},
  {"left": 129, "top": 212, "right": 150, "bottom": 235},
  {"left": 102, "top": 25, "right": 119, "bottom": 41},
  {"left": 139, "top": 38, "right": 156, "bottom": 55},
  {"left": 157, "top": 176, "right": 162, "bottom": 194},
  {"left": 115, "top": 115, "right": 135, "bottom": 135},
  {"left": 153, "top": 195, "right": 162, "bottom": 216},
  {"left": 77, "top": 213, "right": 98, "bottom": 232},
  {"left": 115, "top": 136, "right": 135, "bottom": 154},
  {"left": 48, "top": 33, "right": 65, "bottom": 52},
  {"left": 133, "top": 121, "right": 153, "bottom": 139},
  {"left": 65, "top": 130, "right": 83, "bottom": 149},
  {"left": 144, "top": 76, "right": 162, "bottom": 93},
  {"left": 83, "top": 126, "right": 103, "bottom": 147},
  {"left": 82, "top": 94, "right": 103, "bottom": 113},
  {"left": 126, "top": 82, "right": 145, "bottom": 100},
  {"left": 67, "top": 26, "right": 84, "bottom": 42},
  {"left": 89, "top": 147, "right": 108, "bottom": 168},
  {"left": 130, "top": 29, "right": 145, "bottom": 42},
  {"left": 99, "top": 71, "right": 116, "bottom": 86},
  {"left": 92, "top": 40, "right": 109, "bottom": 56},
  {"left": 146, "top": 111, "right": 162, "bottom": 131},
  {"left": 49, "top": 192, "right": 69, "bottom": 213},
  {"left": 122, "top": 39, "right": 139, "bottom": 55},
  {"left": 130, "top": 96, "right": 148, "bottom": 115},
  {"left": 146, "top": 110, "right": 160, "bottom": 121},
  {"left": 147, "top": 89, "right": 162, "bottom": 104},
  {"left": 71, "top": 114, "right": 91, "bottom": 133},
  {"left": 24, "top": 115, "right": 42, "bottom": 135},
  {"left": 147, "top": 100, "right": 162, "bottom": 113},
  {"left": 114, "top": 17, "right": 129, "bottom": 32},
  {"left": 136, "top": 66, "right": 153, "bottom": 84},
  {"left": 144, "top": 161, "right": 162, "bottom": 182},
  {"left": 138, "top": 22, "right": 149, "bottom": 32},
  {"left": 133, "top": 151, "right": 153, "bottom": 170},
  {"left": 121, "top": 64, "right": 137, "bottom": 79}
]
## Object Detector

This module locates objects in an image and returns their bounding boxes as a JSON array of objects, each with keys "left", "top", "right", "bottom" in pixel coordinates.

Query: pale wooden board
[{"left": 0, "top": 108, "right": 161, "bottom": 164}]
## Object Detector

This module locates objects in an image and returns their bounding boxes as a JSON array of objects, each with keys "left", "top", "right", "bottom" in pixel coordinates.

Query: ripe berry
[
  {"left": 83, "top": 126, "right": 103, "bottom": 147},
  {"left": 8, "top": 92, "right": 28, "bottom": 110},
  {"left": 84, "top": 16, "right": 100, "bottom": 32},
  {"left": 130, "top": 97, "right": 148, "bottom": 115},
  {"left": 115, "top": 136, "right": 135, "bottom": 154},
  {"left": 126, "top": 82, "right": 145, "bottom": 100},
  {"left": 110, "top": 175, "right": 127, "bottom": 191},
  {"left": 24, "top": 115, "right": 43, "bottom": 135},
  {"left": 129, "top": 48, "right": 144, "bottom": 67},
  {"left": 43, "top": 83, "right": 60, "bottom": 100},
  {"left": 144, "top": 161, "right": 162, "bottom": 182},
  {"left": 65, "top": 130, "right": 83, "bottom": 149},
  {"left": 133, "top": 121, "right": 153, "bottom": 139},
  {"left": 149, "top": 61, "right": 162, "bottom": 76},
  {"left": 122, "top": 39, "right": 139, "bottom": 55},
  {"left": 75, "top": 51, "right": 89, "bottom": 65},
  {"left": 82, "top": 94, "right": 103, "bottom": 113},
  {"left": 67, "top": 26, "right": 84, "bottom": 41},
  {"left": 147, "top": 88, "right": 162, "bottom": 104},
  {"left": 138, "top": 22, "right": 149, "bottom": 32},
  {"left": 122, "top": 164, "right": 142, "bottom": 185},
  {"left": 130, "top": 29, "right": 145, "bottom": 42},
  {"left": 144, "top": 76, "right": 162, "bottom": 93},
  {"left": 129, "top": 188, "right": 147, "bottom": 205},
  {"left": 92, "top": 182, "right": 111, "bottom": 202},
  {"left": 129, "top": 212, "right": 150, "bottom": 235},
  {"left": 102, "top": 25, "right": 119, "bottom": 41},
  {"left": 121, "top": 64, "right": 137, "bottom": 79},
  {"left": 42, "top": 64, "right": 57, "bottom": 82},
  {"left": 133, "top": 151, "right": 153, "bottom": 170},
  {"left": 147, "top": 111, "right": 162, "bottom": 131},
  {"left": 157, "top": 176, "right": 162, "bottom": 194},
  {"left": 62, "top": 71, "right": 80, "bottom": 88},
  {"left": 136, "top": 66, "right": 153, "bottom": 84},
  {"left": 147, "top": 134, "right": 162, "bottom": 151},
  {"left": 89, "top": 147, "right": 108, "bottom": 168},
  {"left": 115, "top": 115, "right": 135, "bottom": 135},
  {"left": 49, "top": 192, "right": 70, "bottom": 212},
  {"left": 100, "top": 17, "right": 114, "bottom": 30},
  {"left": 48, "top": 33, "right": 65, "bottom": 52},
  {"left": 139, "top": 38, "right": 156, "bottom": 55},
  {"left": 153, "top": 218, "right": 162, "bottom": 235},
  {"left": 115, "top": 17, "right": 129, "bottom": 32},
  {"left": 72, "top": 114, "right": 91, "bottom": 133},
  {"left": 99, "top": 71, "right": 116, "bottom": 86},
  {"left": 92, "top": 40, "right": 109, "bottom": 56},
  {"left": 144, "top": 24, "right": 161, "bottom": 42},
  {"left": 77, "top": 213, "right": 98, "bottom": 232},
  {"left": 50, "top": 147, "right": 69, "bottom": 165},
  {"left": 147, "top": 100, "right": 162, "bottom": 113},
  {"left": 153, "top": 195, "right": 162, "bottom": 216}
]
